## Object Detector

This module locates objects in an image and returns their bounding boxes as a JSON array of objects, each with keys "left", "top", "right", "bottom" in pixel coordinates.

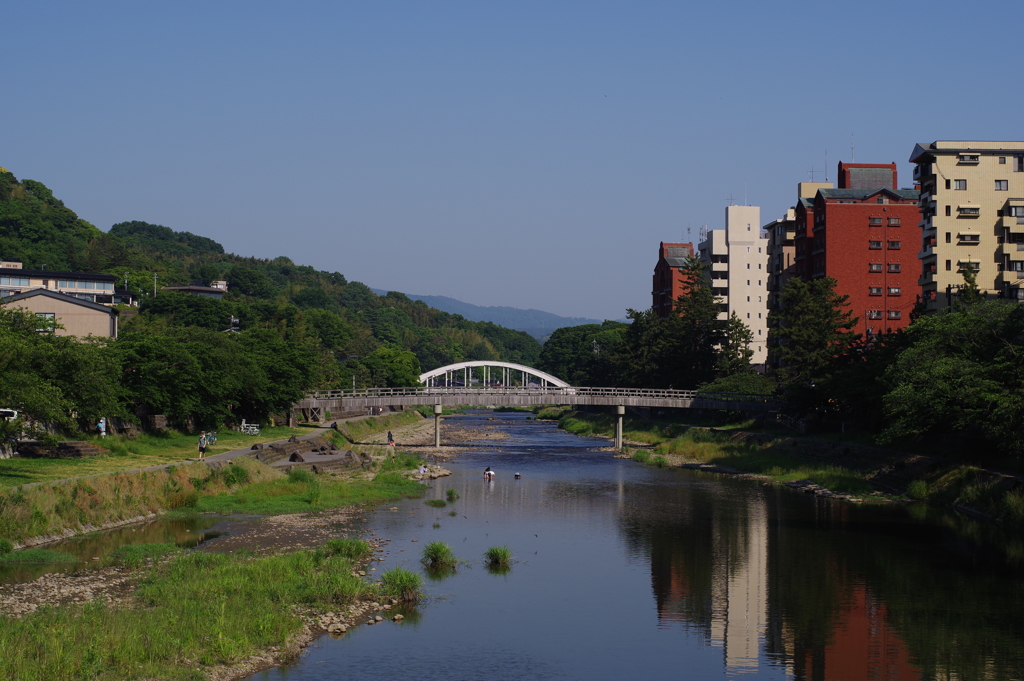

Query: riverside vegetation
[
  {"left": 0, "top": 538, "right": 420, "bottom": 681},
  {"left": 545, "top": 408, "right": 1024, "bottom": 526},
  {"left": 0, "top": 414, "right": 430, "bottom": 680}
]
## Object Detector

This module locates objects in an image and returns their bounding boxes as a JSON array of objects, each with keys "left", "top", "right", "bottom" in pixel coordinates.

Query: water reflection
[
  {"left": 248, "top": 411, "right": 1024, "bottom": 681},
  {"left": 0, "top": 516, "right": 226, "bottom": 584}
]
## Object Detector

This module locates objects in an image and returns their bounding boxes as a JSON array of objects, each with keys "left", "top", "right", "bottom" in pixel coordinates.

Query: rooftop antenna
[
  {"left": 825, "top": 149, "right": 828, "bottom": 182},
  {"left": 726, "top": 194, "right": 735, "bottom": 206},
  {"left": 851, "top": 134, "right": 855, "bottom": 162},
  {"left": 744, "top": 182, "right": 748, "bottom": 206}
]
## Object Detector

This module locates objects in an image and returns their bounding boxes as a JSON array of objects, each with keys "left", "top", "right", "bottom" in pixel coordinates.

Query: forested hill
[{"left": 0, "top": 169, "right": 540, "bottom": 408}]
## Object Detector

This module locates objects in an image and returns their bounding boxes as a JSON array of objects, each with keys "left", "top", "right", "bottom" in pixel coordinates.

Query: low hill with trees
[{"left": 0, "top": 168, "right": 541, "bottom": 434}]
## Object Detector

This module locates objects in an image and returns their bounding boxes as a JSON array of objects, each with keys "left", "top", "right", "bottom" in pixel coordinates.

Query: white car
[{"left": 0, "top": 409, "right": 18, "bottom": 421}]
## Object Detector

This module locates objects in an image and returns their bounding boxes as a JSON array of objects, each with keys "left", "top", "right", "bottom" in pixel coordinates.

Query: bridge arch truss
[{"left": 419, "top": 361, "right": 570, "bottom": 389}]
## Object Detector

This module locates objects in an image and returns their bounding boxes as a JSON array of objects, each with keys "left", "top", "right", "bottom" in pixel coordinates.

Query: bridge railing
[{"left": 305, "top": 386, "right": 779, "bottom": 404}]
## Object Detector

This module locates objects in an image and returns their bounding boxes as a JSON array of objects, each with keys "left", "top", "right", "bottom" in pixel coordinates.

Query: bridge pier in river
[
  {"left": 433, "top": 404, "right": 442, "bottom": 447},
  {"left": 614, "top": 405, "right": 624, "bottom": 451}
]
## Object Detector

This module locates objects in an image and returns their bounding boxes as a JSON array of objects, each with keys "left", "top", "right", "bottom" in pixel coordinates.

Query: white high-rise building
[{"left": 698, "top": 205, "right": 769, "bottom": 366}]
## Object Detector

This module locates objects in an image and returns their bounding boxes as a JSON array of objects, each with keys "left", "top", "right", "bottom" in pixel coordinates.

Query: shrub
[
  {"left": 907, "top": 480, "right": 929, "bottom": 501},
  {"left": 222, "top": 464, "right": 250, "bottom": 487},
  {"left": 381, "top": 567, "right": 421, "bottom": 602},
  {"left": 652, "top": 456, "right": 668, "bottom": 468},
  {"left": 484, "top": 545, "right": 511, "bottom": 567},
  {"left": 445, "top": 489, "right": 459, "bottom": 502},
  {"left": 307, "top": 477, "right": 323, "bottom": 506},
  {"left": 630, "top": 451, "right": 651, "bottom": 464},
  {"left": 318, "top": 538, "right": 372, "bottom": 561},
  {"left": 421, "top": 541, "right": 458, "bottom": 568},
  {"left": 425, "top": 499, "right": 447, "bottom": 508},
  {"left": 1004, "top": 490, "right": 1024, "bottom": 522},
  {"left": 167, "top": 490, "right": 199, "bottom": 509},
  {"left": 107, "top": 543, "right": 178, "bottom": 568},
  {"left": 288, "top": 469, "right": 313, "bottom": 484},
  {"left": 0, "top": 538, "right": 12, "bottom": 555}
]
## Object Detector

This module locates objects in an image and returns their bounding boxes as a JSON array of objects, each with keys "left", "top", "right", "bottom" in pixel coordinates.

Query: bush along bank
[
  {"left": 558, "top": 411, "right": 1024, "bottom": 526},
  {"left": 0, "top": 538, "right": 422, "bottom": 681}
]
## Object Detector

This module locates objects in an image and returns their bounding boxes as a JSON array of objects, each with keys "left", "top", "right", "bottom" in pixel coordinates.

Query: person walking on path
[
  {"left": 198, "top": 431, "right": 207, "bottom": 460},
  {"left": 387, "top": 431, "right": 394, "bottom": 447}
]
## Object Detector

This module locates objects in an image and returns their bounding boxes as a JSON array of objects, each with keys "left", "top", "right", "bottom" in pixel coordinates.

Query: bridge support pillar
[
  {"left": 433, "top": 404, "right": 442, "bottom": 448},
  {"left": 615, "top": 405, "right": 625, "bottom": 451}
]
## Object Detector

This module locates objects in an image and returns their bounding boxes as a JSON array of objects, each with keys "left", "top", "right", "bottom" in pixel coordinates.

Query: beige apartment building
[
  {"left": 698, "top": 205, "right": 768, "bottom": 365},
  {"left": 910, "top": 141, "right": 1024, "bottom": 311}
]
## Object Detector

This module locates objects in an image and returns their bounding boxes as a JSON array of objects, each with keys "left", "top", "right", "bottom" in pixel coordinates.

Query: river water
[{"left": 246, "top": 410, "right": 1024, "bottom": 681}]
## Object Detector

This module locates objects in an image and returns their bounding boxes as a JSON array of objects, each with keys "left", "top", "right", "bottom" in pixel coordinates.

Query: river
[{"left": 242, "top": 410, "right": 1024, "bottom": 681}]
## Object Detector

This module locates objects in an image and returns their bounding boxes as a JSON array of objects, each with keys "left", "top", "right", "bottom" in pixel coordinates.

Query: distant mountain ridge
[{"left": 371, "top": 290, "right": 603, "bottom": 340}]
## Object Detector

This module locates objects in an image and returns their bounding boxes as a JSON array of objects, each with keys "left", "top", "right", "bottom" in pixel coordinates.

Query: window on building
[
  {"left": 959, "top": 233, "right": 981, "bottom": 243},
  {"left": 888, "top": 287, "right": 902, "bottom": 296},
  {"left": 1017, "top": 156, "right": 1024, "bottom": 172},
  {"left": 945, "top": 205, "right": 951, "bottom": 216},
  {"left": 888, "top": 218, "right": 901, "bottom": 226},
  {"left": 888, "top": 263, "right": 901, "bottom": 273},
  {"left": 888, "top": 310, "right": 902, "bottom": 319},
  {"left": 869, "top": 263, "right": 883, "bottom": 272},
  {"left": 945, "top": 179, "right": 951, "bottom": 190},
  {"left": 958, "top": 154, "right": 980, "bottom": 163},
  {"left": 946, "top": 260, "right": 952, "bottom": 271},
  {"left": 1009, "top": 261, "right": 1024, "bottom": 272},
  {"left": 869, "top": 240, "right": 882, "bottom": 249},
  {"left": 869, "top": 287, "right": 882, "bottom": 296},
  {"left": 945, "top": 232, "right": 952, "bottom": 243},
  {"left": 996, "top": 180, "right": 1009, "bottom": 191},
  {"left": 954, "top": 179, "right": 967, "bottom": 190},
  {"left": 746, "top": 313, "right": 750, "bottom": 319},
  {"left": 958, "top": 206, "right": 980, "bottom": 216},
  {"left": 1009, "top": 206, "right": 1024, "bottom": 217},
  {"left": 35, "top": 312, "right": 55, "bottom": 333},
  {"left": 1000, "top": 156, "right": 1007, "bottom": 164},
  {"left": 747, "top": 263, "right": 750, "bottom": 269},
  {"left": 867, "top": 310, "right": 882, "bottom": 320},
  {"left": 888, "top": 241, "right": 901, "bottom": 249},
  {"left": 869, "top": 217, "right": 883, "bottom": 225},
  {"left": 746, "top": 296, "right": 750, "bottom": 302}
]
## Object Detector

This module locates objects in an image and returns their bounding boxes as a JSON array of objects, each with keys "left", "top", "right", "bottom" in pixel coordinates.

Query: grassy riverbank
[
  {"left": 553, "top": 410, "right": 1024, "bottom": 525},
  {"left": 0, "top": 455, "right": 426, "bottom": 547},
  {"left": 0, "top": 539, "right": 405, "bottom": 681},
  {"left": 0, "top": 426, "right": 311, "bottom": 489},
  {"left": 331, "top": 411, "right": 422, "bottom": 446}
]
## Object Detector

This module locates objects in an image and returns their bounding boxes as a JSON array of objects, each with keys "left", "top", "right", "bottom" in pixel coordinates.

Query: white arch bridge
[{"left": 294, "top": 362, "right": 778, "bottom": 451}]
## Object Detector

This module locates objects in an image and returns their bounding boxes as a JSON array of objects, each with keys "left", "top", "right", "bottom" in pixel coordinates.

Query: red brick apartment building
[
  {"left": 793, "top": 163, "right": 921, "bottom": 339},
  {"left": 652, "top": 241, "right": 694, "bottom": 318}
]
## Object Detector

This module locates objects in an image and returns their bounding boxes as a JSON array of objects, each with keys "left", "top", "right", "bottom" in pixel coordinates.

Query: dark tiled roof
[
  {"left": 0, "top": 268, "right": 116, "bottom": 281},
  {"left": 818, "top": 188, "right": 920, "bottom": 201}
]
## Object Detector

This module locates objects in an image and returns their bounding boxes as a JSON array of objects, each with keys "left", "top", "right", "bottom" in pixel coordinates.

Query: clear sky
[{"left": 3, "top": 1, "right": 1022, "bottom": 320}]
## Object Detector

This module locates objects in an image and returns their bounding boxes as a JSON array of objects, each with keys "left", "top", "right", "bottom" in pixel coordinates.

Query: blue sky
[{"left": 3, "top": 1, "right": 1022, "bottom": 319}]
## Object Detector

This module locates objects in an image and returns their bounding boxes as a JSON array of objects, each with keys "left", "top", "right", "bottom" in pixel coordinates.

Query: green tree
[
  {"left": 363, "top": 346, "right": 421, "bottom": 387},
  {"left": 717, "top": 312, "right": 754, "bottom": 377},
  {"left": 771, "top": 277, "right": 858, "bottom": 409},
  {"left": 879, "top": 300, "right": 1024, "bottom": 454}
]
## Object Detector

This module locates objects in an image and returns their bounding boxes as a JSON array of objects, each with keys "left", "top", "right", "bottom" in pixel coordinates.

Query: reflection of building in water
[
  {"left": 709, "top": 495, "right": 769, "bottom": 674},
  {"left": 649, "top": 494, "right": 775, "bottom": 676},
  {"left": 785, "top": 580, "right": 919, "bottom": 681}
]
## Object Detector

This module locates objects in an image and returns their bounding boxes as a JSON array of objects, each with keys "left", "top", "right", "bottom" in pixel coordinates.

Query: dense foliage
[
  {"left": 0, "top": 169, "right": 541, "bottom": 433},
  {"left": 538, "top": 257, "right": 756, "bottom": 389}
]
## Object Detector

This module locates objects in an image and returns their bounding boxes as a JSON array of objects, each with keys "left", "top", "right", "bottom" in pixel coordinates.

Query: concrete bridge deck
[{"left": 296, "top": 386, "right": 778, "bottom": 414}]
